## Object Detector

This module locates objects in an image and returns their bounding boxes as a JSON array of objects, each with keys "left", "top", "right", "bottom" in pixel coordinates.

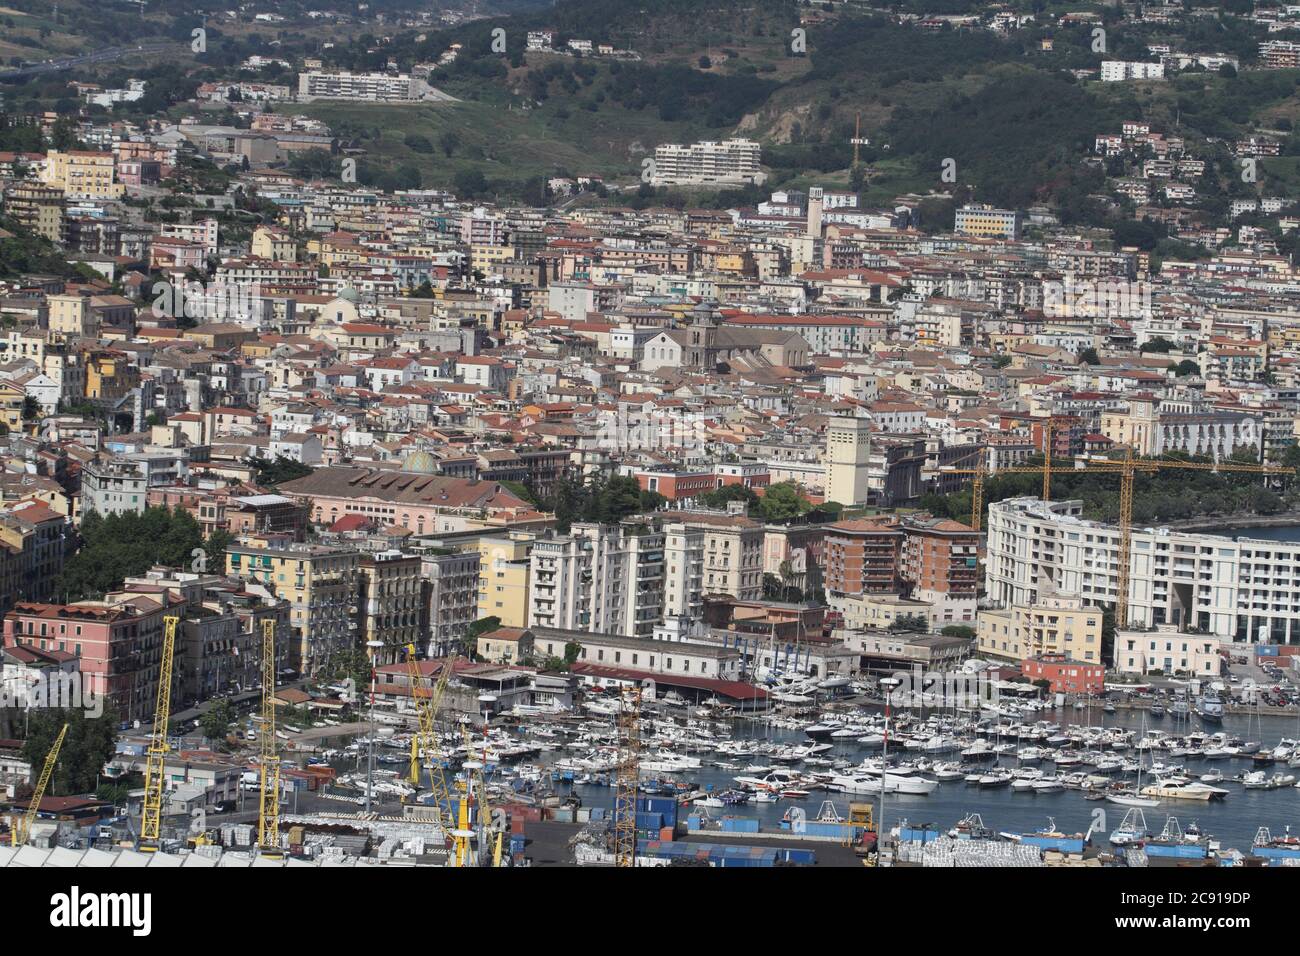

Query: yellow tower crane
[
  {"left": 12, "top": 722, "right": 68, "bottom": 846},
  {"left": 257, "top": 618, "right": 283, "bottom": 859},
  {"left": 1076, "top": 449, "right": 1294, "bottom": 628},
  {"left": 405, "top": 645, "right": 457, "bottom": 823},
  {"left": 139, "top": 614, "right": 178, "bottom": 851},
  {"left": 940, "top": 450, "right": 1067, "bottom": 533},
  {"left": 612, "top": 685, "right": 642, "bottom": 868}
]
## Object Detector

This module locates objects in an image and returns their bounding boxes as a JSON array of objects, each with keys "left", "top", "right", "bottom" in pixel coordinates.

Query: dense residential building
[
  {"left": 226, "top": 538, "right": 360, "bottom": 671},
  {"left": 527, "top": 523, "right": 665, "bottom": 637},
  {"left": 976, "top": 594, "right": 1104, "bottom": 664},
  {"left": 987, "top": 498, "right": 1300, "bottom": 644},
  {"left": 358, "top": 550, "right": 424, "bottom": 664}
]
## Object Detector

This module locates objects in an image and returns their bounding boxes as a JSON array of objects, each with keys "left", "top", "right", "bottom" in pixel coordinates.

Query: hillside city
[{"left": 0, "top": 0, "right": 1297, "bottom": 876}]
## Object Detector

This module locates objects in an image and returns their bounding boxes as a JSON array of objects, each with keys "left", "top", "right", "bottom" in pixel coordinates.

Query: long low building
[
  {"left": 530, "top": 625, "right": 744, "bottom": 682},
  {"left": 986, "top": 496, "right": 1300, "bottom": 644},
  {"left": 276, "top": 466, "right": 549, "bottom": 534}
]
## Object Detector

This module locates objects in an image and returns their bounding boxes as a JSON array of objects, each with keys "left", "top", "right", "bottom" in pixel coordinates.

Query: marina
[{"left": 307, "top": 690, "right": 1300, "bottom": 863}]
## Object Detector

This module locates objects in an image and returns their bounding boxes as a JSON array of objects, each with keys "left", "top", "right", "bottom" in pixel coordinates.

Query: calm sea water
[{"left": 1227, "top": 525, "right": 1300, "bottom": 544}]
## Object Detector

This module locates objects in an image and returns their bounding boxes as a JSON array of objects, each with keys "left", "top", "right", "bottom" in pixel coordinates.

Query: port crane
[
  {"left": 405, "top": 645, "right": 456, "bottom": 823},
  {"left": 139, "top": 614, "right": 179, "bottom": 851},
  {"left": 12, "top": 722, "right": 68, "bottom": 846},
  {"left": 257, "top": 618, "right": 283, "bottom": 858},
  {"left": 612, "top": 685, "right": 642, "bottom": 868}
]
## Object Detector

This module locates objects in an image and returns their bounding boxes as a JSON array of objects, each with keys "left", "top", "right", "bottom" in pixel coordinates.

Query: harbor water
[{"left": 550, "top": 707, "right": 1300, "bottom": 853}]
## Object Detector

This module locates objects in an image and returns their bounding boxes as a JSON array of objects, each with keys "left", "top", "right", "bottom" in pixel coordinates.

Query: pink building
[{"left": 4, "top": 597, "right": 175, "bottom": 723}]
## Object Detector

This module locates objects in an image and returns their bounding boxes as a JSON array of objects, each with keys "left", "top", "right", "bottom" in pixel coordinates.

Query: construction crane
[
  {"left": 405, "top": 645, "right": 457, "bottom": 824},
  {"left": 257, "top": 618, "right": 283, "bottom": 858},
  {"left": 1076, "top": 449, "right": 1294, "bottom": 627},
  {"left": 13, "top": 722, "right": 68, "bottom": 846},
  {"left": 139, "top": 614, "right": 178, "bottom": 851},
  {"left": 611, "top": 685, "right": 642, "bottom": 868},
  {"left": 940, "top": 445, "right": 1069, "bottom": 533}
]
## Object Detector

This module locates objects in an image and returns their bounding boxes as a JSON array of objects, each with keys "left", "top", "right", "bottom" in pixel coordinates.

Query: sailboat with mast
[{"left": 1108, "top": 713, "right": 1160, "bottom": 808}]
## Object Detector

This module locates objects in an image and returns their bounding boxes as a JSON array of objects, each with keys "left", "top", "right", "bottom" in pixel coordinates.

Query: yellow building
[
  {"left": 476, "top": 626, "right": 534, "bottom": 665},
  {"left": 251, "top": 225, "right": 297, "bottom": 262},
  {"left": 470, "top": 243, "right": 515, "bottom": 274},
  {"left": 477, "top": 531, "right": 534, "bottom": 628},
  {"left": 84, "top": 350, "right": 139, "bottom": 402},
  {"left": 227, "top": 539, "right": 360, "bottom": 672},
  {"left": 0, "top": 382, "right": 24, "bottom": 433},
  {"left": 48, "top": 294, "right": 96, "bottom": 340},
  {"left": 358, "top": 551, "right": 423, "bottom": 664},
  {"left": 42, "top": 149, "right": 124, "bottom": 200},
  {"left": 3, "top": 181, "right": 64, "bottom": 241},
  {"left": 977, "top": 595, "right": 1103, "bottom": 664}
]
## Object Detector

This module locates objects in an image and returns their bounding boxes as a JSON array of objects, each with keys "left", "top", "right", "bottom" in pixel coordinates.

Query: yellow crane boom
[
  {"left": 612, "top": 685, "right": 642, "bottom": 868},
  {"left": 1078, "top": 450, "right": 1294, "bottom": 627},
  {"left": 258, "top": 618, "right": 282, "bottom": 858},
  {"left": 406, "top": 645, "right": 456, "bottom": 823},
  {"left": 13, "top": 722, "right": 68, "bottom": 846},
  {"left": 140, "top": 614, "right": 178, "bottom": 851}
]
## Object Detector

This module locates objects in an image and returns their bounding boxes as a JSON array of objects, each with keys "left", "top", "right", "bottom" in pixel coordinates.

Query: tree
[
  {"left": 941, "top": 624, "right": 976, "bottom": 639},
  {"left": 1139, "top": 337, "right": 1175, "bottom": 354},
  {"left": 439, "top": 131, "right": 460, "bottom": 157},
  {"left": 758, "top": 481, "right": 812, "bottom": 523},
  {"left": 1079, "top": 347, "right": 1101, "bottom": 366},
  {"left": 57, "top": 507, "right": 223, "bottom": 600},
  {"left": 698, "top": 483, "right": 759, "bottom": 511},
  {"left": 200, "top": 699, "right": 235, "bottom": 742},
  {"left": 21, "top": 704, "right": 119, "bottom": 796},
  {"left": 466, "top": 616, "right": 502, "bottom": 657},
  {"left": 251, "top": 456, "right": 314, "bottom": 487},
  {"left": 21, "top": 395, "right": 41, "bottom": 420},
  {"left": 888, "top": 614, "right": 929, "bottom": 633}
]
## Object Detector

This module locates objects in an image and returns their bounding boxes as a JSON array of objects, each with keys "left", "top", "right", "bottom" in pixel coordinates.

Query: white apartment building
[
  {"left": 297, "top": 71, "right": 429, "bottom": 101},
  {"left": 1100, "top": 61, "right": 1166, "bottom": 81},
  {"left": 663, "top": 522, "right": 704, "bottom": 620},
  {"left": 80, "top": 458, "right": 148, "bottom": 517},
  {"left": 987, "top": 497, "right": 1300, "bottom": 644},
  {"left": 528, "top": 523, "right": 665, "bottom": 637},
  {"left": 1113, "top": 624, "right": 1222, "bottom": 677},
  {"left": 650, "top": 139, "right": 765, "bottom": 187}
]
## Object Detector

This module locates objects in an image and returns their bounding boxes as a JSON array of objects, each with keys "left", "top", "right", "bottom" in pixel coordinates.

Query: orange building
[
  {"left": 823, "top": 517, "right": 904, "bottom": 596},
  {"left": 899, "top": 516, "right": 980, "bottom": 601}
]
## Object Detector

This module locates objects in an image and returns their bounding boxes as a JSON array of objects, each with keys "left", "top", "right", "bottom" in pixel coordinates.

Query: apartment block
[
  {"left": 358, "top": 550, "right": 424, "bottom": 665},
  {"left": 42, "top": 149, "right": 124, "bottom": 200},
  {"left": 528, "top": 523, "right": 665, "bottom": 637},
  {"left": 650, "top": 139, "right": 765, "bottom": 188},
  {"left": 976, "top": 594, "right": 1103, "bottom": 664},
  {"left": 226, "top": 539, "right": 360, "bottom": 672}
]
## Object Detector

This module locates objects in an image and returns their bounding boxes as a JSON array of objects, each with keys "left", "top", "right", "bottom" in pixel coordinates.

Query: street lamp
[
  {"left": 364, "top": 640, "right": 384, "bottom": 813},
  {"left": 878, "top": 676, "right": 900, "bottom": 861}
]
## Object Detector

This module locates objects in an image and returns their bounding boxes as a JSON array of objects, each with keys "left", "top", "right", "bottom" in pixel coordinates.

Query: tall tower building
[
  {"left": 806, "top": 186, "right": 824, "bottom": 239},
  {"left": 825, "top": 416, "right": 872, "bottom": 507}
]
